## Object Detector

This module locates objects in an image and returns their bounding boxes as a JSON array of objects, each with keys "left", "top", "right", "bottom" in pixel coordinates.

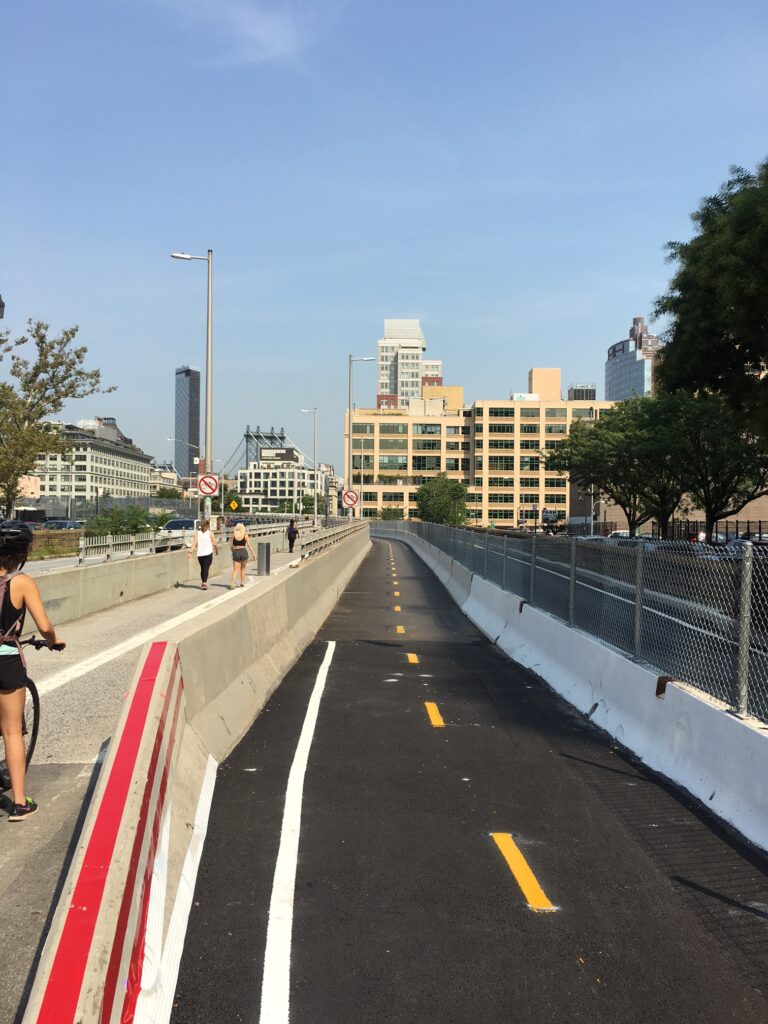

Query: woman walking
[
  {"left": 286, "top": 519, "right": 300, "bottom": 554},
  {"left": 0, "top": 524, "right": 65, "bottom": 821},
  {"left": 230, "top": 523, "right": 256, "bottom": 588},
  {"left": 189, "top": 519, "right": 219, "bottom": 590}
]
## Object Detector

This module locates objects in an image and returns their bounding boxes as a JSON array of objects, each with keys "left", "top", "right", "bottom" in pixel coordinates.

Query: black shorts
[{"left": 0, "top": 656, "right": 28, "bottom": 695}]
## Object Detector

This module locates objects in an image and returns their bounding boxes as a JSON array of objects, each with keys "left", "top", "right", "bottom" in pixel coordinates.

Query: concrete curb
[
  {"left": 22, "top": 529, "right": 371, "bottom": 1023},
  {"left": 382, "top": 529, "right": 768, "bottom": 854}
]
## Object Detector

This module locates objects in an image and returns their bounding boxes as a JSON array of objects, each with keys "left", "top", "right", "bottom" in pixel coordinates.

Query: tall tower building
[
  {"left": 174, "top": 366, "right": 200, "bottom": 478},
  {"left": 376, "top": 319, "right": 443, "bottom": 409},
  {"left": 605, "top": 316, "right": 661, "bottom": 400}
]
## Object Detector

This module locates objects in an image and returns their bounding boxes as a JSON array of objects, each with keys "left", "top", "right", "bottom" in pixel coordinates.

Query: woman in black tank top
[{"left": 0, "top": 528, "right": 65, "bottom": 820}]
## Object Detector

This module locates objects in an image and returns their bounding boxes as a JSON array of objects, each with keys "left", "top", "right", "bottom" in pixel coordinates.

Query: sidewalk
[{"left": 0, "top": 545, "right": 302, "bottom": 1024}]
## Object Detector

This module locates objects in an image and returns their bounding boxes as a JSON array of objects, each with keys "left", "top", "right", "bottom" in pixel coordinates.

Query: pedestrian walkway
[
  {"left": 0, "top": 544, "right": 302, "bottom": 1024},
  {"left": 172, "top": 539, "right": 768, "bottom": 1023}
]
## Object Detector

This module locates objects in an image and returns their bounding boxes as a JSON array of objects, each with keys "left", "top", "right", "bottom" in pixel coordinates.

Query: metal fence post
[
  {"left": 634, "top": 542, "right": 645, "bottom": 660},
  {"left": 529, "top": 531, "right": 537, "bottom": 602},
  {"left": 150, "top": 531, "right": 156, "bottom": 555},
  {"left": 130, "top": 534, "right": 136, "bottom": 558},
  {"left": 736, "top": 541, "right": 753, "bottom": 716},
  {"left": 106, "top": 533, "right": 114, "bottom": 562},
  {"left": 569, "top": 536, "right": 577, "bottom": 626}
]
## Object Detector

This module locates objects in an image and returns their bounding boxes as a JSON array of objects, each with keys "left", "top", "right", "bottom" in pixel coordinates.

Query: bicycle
[{"left": 0, "top": 636, "right": 64, "bottom": 792}]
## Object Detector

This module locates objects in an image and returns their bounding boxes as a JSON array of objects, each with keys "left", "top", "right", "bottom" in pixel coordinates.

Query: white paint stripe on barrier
[
  {"left": 259, "top": 640, "right": 337, "bottom": 1024},
  {"left": 134, "top": 755, "right": 218, "bottom": 1024}
]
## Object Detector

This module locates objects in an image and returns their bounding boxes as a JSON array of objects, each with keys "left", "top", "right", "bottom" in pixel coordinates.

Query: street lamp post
[
  {"left": 347, "top": 355, "right": 375, "bottom": 519},
  {"left": 300, "top": 407, "right": 318, "bottom": 529},
  {"left": 171, "top": 250, "right": 213, "bottom": 518}
]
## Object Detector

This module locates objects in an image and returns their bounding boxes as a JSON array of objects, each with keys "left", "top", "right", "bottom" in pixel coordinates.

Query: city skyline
[{"left": 3, "top": 1, "right": 767, "bottom": 472}]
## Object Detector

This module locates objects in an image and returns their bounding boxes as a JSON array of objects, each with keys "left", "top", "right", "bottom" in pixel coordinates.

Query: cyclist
[{"left": 0, "top": 523, "right": 65, "bottom": 821}]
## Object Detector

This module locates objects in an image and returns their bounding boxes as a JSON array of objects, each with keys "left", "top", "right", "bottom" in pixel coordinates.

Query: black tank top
[{"left": 0, "top": 574, "right": 25, "bottom": 640}]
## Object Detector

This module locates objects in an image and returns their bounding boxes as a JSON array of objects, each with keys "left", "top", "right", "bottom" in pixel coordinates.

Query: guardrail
[
  {"left": 76, "top": 522, "right": 309, "bottom": 565},
  {"left": 299, "top": 521, "right": 369, "bottom": 559},
  {"left": 373, "top": 522, "right": 768, "bottom": 724}
]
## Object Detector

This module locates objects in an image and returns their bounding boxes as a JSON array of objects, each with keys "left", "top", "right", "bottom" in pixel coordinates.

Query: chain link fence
[{"left": 372, "top": 522, "right": 768, "bottom": 724}]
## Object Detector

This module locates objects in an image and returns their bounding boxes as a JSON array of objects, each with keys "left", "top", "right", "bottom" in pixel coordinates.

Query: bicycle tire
[{"left": 0, "top": 679, "right": 40, "bottom": 792}]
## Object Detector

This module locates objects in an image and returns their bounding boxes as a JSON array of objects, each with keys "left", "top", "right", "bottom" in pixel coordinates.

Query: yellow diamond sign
[{"left": 229, "top": 499, "right": 239, "bottom": 511}]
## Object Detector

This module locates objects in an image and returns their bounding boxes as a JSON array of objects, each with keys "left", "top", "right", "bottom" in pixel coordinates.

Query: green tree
[
  {"left": 654, "top": 160, "right": 768, "bottom": 438},
  {"left": 301, "top": 493, "right": 327, "bottom": 516},
  {"left": 85, "top": 505, "right": 158, "bottom": 536},
  {"left": 0, "top": 320, "right": 113, "bottom": 516},
  {"left": 415, "top": 474, "right": 468, "bottom": 525},
  {"left": 546, "top": 403, "right": 657, "bottom": 536},
  {"left": 156, "top": 486, "right": 182, "bottom": 499},
  {"left": 673, "top": 393, "right": 768, "bottom": 541},
  {"left": 378, "top": 507, "right": 404, "bottom": 520}
]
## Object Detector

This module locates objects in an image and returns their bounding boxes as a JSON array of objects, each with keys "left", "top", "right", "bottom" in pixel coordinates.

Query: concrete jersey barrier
[
  {"left": 376, "top": 527, "right": 768, "bottom": 854},
  {"left": 23, "top": 527, "right": 371, "bottom": 1024}
]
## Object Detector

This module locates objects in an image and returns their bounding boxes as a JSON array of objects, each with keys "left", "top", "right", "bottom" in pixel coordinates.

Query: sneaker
[
  {"left": 202, "top": 583, "right": 208, "bottom": 590},
  {"left": 8, "top": 798, "right": 38, "bottom": 822}
]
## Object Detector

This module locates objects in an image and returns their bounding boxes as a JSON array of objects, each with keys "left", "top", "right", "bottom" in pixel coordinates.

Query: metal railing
[
  {"left": 299, "top": 521, "right": 369, "bottom": 559},
  {"left": 76, "top": 522, "right": 303, "bottom": 564},
  {"left": 372, "top": 522, "right": 768, "bottom": 724}
]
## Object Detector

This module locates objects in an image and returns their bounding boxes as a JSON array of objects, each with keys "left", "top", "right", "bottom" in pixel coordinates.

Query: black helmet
[{"left": 0, "top": 523, "right": 33, "bottom": 551}]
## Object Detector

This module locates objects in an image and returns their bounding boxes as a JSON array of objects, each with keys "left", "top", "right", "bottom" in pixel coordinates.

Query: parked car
[
  {"left": 723, "top": 538, "right": 768, "bottom": 557},
  {"left": 43, "top": 519, "right": 83, "bottom": 530},
  {"left": 159, "top": 518, "right": 198, "bottom": 531}
]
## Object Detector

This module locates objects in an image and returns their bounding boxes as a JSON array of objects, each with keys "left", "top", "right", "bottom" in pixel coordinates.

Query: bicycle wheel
[{"left": 0, "top": 680, "right": 40, "bottom": 792}]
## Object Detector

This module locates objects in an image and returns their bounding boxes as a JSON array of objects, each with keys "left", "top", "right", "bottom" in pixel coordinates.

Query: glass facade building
[{"left": 174, "top": 366, "right": 200, "bottom": 477}]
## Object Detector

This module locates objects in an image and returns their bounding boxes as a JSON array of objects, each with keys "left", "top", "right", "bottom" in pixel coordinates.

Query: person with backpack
[
  {"left": 286, "top": 519, "right": 300, "bottom": 554},
  {"left": 0, "top": 523, "right": 65, "bottom": 821}
]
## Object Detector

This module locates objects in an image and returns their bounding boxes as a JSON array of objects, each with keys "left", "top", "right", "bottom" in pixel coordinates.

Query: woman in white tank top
[{"left": 189, "top": 519, "right": 219, "bottom": 589}]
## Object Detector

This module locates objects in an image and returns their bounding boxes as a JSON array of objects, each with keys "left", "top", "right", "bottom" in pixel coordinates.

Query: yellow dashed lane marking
[
  {"left": 393, "top": 580, "right": 399, "bottom": 585},
  {"left": 491, "top": 833, "right": 557, "bottom": 913},
  {"left": 406, "top": 653, "right": 419, "bottom": 665},
  {"left": 396, "top": 625, "right": 405, "bottom": 634},
  {"left": 424, "top": 702, "right": 445, "bottom": 728},
  {"left": 394, "top": 605, "right": 401, "bottom": 612},
  {"left": 393, "top": 591, "right": 400, "bottom": 597}
]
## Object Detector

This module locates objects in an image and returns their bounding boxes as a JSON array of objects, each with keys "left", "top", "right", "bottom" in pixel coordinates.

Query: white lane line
[
  {"left": 35, "top": 570, "right": 294, "bottom": 697},
  {"left": 134, "top": 755, "right": 218, "bottom": 1024},
  {"left": 259, "top": 640, "right": 337, "bottom": 1024}
]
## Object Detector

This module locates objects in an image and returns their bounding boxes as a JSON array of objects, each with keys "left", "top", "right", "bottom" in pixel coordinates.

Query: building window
[
  {"left": 382, "top": 492, "right": 404, "bottom": 502},
  {"left": 489, "top": 424, "right": 515, "bottom": 434},
  {"left": 446, "top": 426, "right": 461, "bottom": 436},
  {"left": 379, "top": 455, "right": 408, "bottom": 470},
  {"left": 572, "top": 408, "right": 594, "bottom": 419},
  {"left": 352, "top": 423, "right": 374, "bottom": 434},
  {"left": 488, "top": 493, "right": 516, "bottom": 504},
  {"left": 446, "top": 441, "right": 460, "bottom": 451},
  {"left": 545, "top": 477, "right": 567, "bottom": 487},
  {"left": 545, "top": 494, "right": 567, "bottom": 504},
  {"left": 488, "top": 407, "right": 515, "bottom": 418},
  {"left": 545, "top": 423, "right": 567, "bottom": 434},
  {"left": 519, "top": 477, "right": 539, "bottom": 488},
  {"left": 520, "top": 424, "right": 539, "bottom": 434},
  {"left": 379, "top": 423, "right": 408, "bottom": 434},
  {"left": 520, "top": 493, "right": 540, "bottom": 504},
  {"left": 488, "top": 457, "right": 515, "bottom": 471},
  {"left": 380, "top": 438, "right": 408, "bottom": 450},
  {"left": 474, "top": 456, "right": 483, "bottom": 471},
  {"left": 412, "top": 456, "right": 441, "bottom": 471},
  {"left": 488, "top": 477, "right": 515, "bottom": 487},
  {"left": 544, "top": 440, "right": 563, "bottom": 450},
  {"left": 520, "top": 456, "right": 540, "bottom": 471},
  {"left": 445, "top": 458, "right": 460, "bottom": 471},
  {"left": 520, "top": 408, "right": 539, "bottom": 418},
  {"left": 520, "top": 440, "right": 539, "bottom": 450},
  {"left": 413, "top": 423, "right": 441, "bottom": 435},
  {"left": 412, "top": 439, "right": 440, "bottom": 451},
  {"left": 545, "top": 408, "right": 567, "bottom": 418},
  {"left": 488, "top": 440, "right": 515, "bottom": 450}
]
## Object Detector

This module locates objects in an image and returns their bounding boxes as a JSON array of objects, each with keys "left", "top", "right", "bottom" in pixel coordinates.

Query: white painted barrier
[{"left": 383, "top": 529, "right": 768, "bottom": 854}]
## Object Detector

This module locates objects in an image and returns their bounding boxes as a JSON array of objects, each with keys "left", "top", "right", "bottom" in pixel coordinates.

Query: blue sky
[{"left": 2, "top": 0, "right": 767, "bottom": 474}]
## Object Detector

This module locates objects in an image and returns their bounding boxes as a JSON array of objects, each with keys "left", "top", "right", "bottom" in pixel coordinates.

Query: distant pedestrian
[
  {"left": 189, "top": 519, "right": 219, "bottom": 590},
  {"left": 286, "top": 519, "right": 300, "bottom": 554},
  {"left": 230, "top": 523, "right": 256, "bottom": 588}
]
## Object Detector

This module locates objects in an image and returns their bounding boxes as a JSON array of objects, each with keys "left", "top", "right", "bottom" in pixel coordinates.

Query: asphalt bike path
[
  {"left": 172, "top": 539, "right": 768, "bottom": 1023},
  {"left": 1, "top": 547, "right": 300, "bottom": 1024}
]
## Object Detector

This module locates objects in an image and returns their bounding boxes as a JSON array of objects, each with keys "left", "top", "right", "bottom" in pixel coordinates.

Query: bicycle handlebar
[{"left": 19, "top": 635, "right": 65, "bottom": 652}]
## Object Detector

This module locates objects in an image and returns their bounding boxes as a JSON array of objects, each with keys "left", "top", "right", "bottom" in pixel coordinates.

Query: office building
[
  {"left": 604, "top": 317, "right": 661, "bottom": 400},
  {"left": 174, "top": 366, "right": 201, "bottom": 477},
  {"left": 35, "top": 417, "right": 154, "bottom": 501},
  {"left": 345, "top": 369, "right": 613, "bottom": 526},
  {"left": 568, "top": 383, "right": 597, "bottom": 401},
  {"left": 236, "top": 447, "right": 330, "bottom": 515},
  {"left": 376, "top": 319, "right": 443, "bottom": 410}
]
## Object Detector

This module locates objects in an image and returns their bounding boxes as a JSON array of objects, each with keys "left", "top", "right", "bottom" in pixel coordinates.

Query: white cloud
[{"left": 160, "top": 0, "right": 344, "bottom": 65}]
